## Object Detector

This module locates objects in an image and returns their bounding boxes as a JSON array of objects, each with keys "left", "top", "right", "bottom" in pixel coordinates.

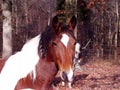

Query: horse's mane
[{"left": 38, "top": 26, "right": 55, "bottom": 58}]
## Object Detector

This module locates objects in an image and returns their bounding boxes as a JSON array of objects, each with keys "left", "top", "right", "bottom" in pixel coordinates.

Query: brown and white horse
[{"left": 0, "top": 15, "right": 77, "bottom": 90}]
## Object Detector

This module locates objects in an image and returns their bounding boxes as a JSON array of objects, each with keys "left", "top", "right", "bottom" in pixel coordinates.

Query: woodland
[{"left": 0, "top": 0, "right": 120, "bottom": 89}]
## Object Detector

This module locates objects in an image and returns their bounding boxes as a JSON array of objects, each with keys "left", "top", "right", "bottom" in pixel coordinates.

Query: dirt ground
[
  {"left": 55, "top": 59, "right": 120, "bottom": 90},
  {"left": 0, "top": 56, "right": 120, "bottom": 90}
]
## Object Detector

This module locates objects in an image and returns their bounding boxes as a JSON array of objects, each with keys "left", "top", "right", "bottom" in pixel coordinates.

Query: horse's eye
[{"left": 52, "top": 42, "right": 57, "bottom": 47}]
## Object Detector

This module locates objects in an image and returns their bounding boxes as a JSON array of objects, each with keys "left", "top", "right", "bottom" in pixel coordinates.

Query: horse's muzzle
[{"left": 61, "top": 69, "right": 73, "bottom": 88}]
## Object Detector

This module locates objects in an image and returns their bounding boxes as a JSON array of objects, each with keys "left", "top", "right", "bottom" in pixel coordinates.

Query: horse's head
[{"left": 49, "top": 15, "right": 77, "bottom": 88}]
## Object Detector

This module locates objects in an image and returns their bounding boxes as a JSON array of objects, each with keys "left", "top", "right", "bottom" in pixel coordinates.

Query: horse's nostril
[{"left": 62, "top": 71, "right": 68, "bottom": 82}]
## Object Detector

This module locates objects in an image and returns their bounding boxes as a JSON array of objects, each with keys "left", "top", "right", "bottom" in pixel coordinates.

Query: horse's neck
[{"left": 33, "top": 57, "right": 58, "bottom": 89}]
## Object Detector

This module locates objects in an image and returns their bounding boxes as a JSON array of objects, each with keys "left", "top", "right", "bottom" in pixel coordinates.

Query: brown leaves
[
  {"left": 87, "top": 0, "right": 108, "bottom": 11},
  {"left": 55, "top": 60, "right": 120, "bottom": 90}
]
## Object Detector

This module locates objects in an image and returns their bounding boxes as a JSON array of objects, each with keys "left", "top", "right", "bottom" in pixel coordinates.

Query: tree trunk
[
  {"left": 24, "top": 0, "right": 28, "bottom": 41},
  {"left": 114, "top": 0, "right": 119, "bottom": 60},
  {"left": 2, "top": 0, "right": 12, "bottom": 58},
  {"left": 74, "top": 0, "right": 77, "bottom": 38}
]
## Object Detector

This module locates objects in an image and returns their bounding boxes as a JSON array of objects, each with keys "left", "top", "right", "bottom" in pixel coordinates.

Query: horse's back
[{"left": 0, "top": 34, "right": 41, "bottom": 90}]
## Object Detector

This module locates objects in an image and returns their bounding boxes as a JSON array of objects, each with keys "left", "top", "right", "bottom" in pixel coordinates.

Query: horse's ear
[
  {"left": 52, "top": 15, "right": 60, "bottom": 33},
  {"left": 68, "top": 16, "right": 77, "bottom": 31}
]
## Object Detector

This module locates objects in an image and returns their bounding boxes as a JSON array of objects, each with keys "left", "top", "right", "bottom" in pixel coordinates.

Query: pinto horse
[{"left": 0, "top": 15, "right": 77, "bottom": 90}]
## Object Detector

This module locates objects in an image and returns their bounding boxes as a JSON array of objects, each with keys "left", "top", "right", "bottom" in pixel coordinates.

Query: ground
[
  {"left": 56, "top": 59, "right": 120, "bottom": 90},
  {"left": 0, "top": 57, "right": 120, "bottom": 90}
]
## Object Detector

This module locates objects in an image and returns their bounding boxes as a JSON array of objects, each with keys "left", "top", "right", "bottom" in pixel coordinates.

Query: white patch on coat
[
  {"left": 0, "top": 34, "right": 41, "bottom": 90},
  {"left": 75, "top": 43, "right": 81, "bottom": 53},
  {"left": 61, "top": 34, "right": 69, "bottom": 47},
  {"left": 75, "top": 43, "right": 81, "bottom": 58},
  {"left": 67, "top": 67, "right": 73, "bottom": 88}
]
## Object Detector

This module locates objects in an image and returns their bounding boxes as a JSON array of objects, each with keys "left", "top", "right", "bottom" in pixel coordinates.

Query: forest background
[{"left": 0, "top": 0, "right": 120, "bottom": 64}]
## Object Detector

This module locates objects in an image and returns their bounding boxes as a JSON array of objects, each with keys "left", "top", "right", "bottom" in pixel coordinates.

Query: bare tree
[
  {"left": 114, "top": 0, "right": 119, "bottom": 60},
  {"left": 2, "top": 0, "right": 12, "bottom": 58}
]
